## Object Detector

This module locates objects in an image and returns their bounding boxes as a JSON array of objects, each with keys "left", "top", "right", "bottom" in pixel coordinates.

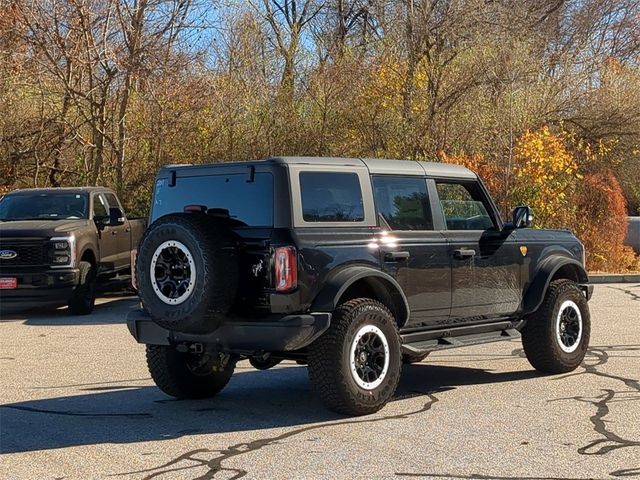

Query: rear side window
[
  {"left": 300, "top": 172, "right": 364, "bottom": 222},
  {"left": 372, "top": 176, "right": 432, "bottom": 230},
  {"left": 152, "top": 172, "right": 273, "bottom": 226},
  {"left": 436, "top": 181, "right": 495, "bottom": 230}
]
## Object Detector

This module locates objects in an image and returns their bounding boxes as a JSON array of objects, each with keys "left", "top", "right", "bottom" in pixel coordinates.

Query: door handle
[
  {"left": 453, "top": 248, "right": 476, "bottom": 259},
  {"left": 111, "top": 230, "right": 118, "bottom": 236},
  {"left": 384, "top": 251, "right": 410, "bottom": 261}
]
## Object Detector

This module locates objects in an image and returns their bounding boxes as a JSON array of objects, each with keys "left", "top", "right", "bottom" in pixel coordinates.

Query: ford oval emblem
[{"left": 0, "top": 250, "right": 18, "bottom": 260}]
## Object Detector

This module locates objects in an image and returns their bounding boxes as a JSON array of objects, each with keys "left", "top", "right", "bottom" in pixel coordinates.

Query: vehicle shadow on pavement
[
  {"left": 0, "top": 362, "right": 538, "bottom": 454},
  {"left": 0, "top": 296, "right": 138, "bottom": 326}
]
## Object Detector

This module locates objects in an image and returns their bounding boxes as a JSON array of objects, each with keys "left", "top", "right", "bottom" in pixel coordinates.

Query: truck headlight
[{"left": 50, "top": 236, "right": 76, "bottom": 268}]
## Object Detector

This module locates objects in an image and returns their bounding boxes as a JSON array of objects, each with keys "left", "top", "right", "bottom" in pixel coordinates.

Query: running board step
[{"left": 401, "top": 325, "right": 521, "bottom": 356}]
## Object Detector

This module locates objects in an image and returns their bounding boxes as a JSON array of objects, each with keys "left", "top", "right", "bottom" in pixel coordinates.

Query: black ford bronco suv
[{"left": 127, "top": 157, "right": 593, "bottom": 415}]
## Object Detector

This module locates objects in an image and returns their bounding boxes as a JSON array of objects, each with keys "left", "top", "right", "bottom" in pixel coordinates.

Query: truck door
[
  {"left": 434, "top": 180, "right": 522, "bottom": 323},
  {"left": 104, "top": 192, "right": 130, "bottom": 271},
  {"left": 372, "top": 175, "right": 451, "bottom": 327},
  {"left": 93, "top": 193, "right": 118, "bottom": 272}
]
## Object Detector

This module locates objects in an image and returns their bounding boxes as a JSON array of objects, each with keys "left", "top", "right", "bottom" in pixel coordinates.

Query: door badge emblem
[{"left": 520, "top": 245, "right": 528, "bottom": 257}]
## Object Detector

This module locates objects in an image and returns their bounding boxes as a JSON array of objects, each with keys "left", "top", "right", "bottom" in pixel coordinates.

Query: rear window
[
  {"left": 300, "top": 172, "right": 364, "bottom": 222},
  {"left": 151, "top": 172, "right": 273, "bottom": 226}
]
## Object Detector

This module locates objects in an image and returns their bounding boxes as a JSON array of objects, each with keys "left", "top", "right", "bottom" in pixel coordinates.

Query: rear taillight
[{"left": 274, "top": 246, "right": 297, "bottom": 292}]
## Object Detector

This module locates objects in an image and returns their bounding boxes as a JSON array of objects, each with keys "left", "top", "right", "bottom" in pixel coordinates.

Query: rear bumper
[
  {"left": 0, "top": 268, "right": 79, "bottom": 305},
  {"left": 126, "top": 309, "right": 332, "bottom": 353}
]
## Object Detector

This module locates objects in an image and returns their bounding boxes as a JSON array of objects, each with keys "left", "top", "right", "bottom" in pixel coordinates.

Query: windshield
[{"left": 0, "top": 192, "right": 89, "bottom": 221}]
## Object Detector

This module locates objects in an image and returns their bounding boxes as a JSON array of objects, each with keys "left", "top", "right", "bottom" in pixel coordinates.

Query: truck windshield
[{"left": 0, "top": 193, "right": 89, "bottom": 221}]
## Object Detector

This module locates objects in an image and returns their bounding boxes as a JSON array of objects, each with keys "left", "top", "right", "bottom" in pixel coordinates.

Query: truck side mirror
[
  {"left": 109, "top": 207, "right": 125, "bottom": 226},
  {"left": 512, "top": 206, "right": 533, "bottom": 229}
]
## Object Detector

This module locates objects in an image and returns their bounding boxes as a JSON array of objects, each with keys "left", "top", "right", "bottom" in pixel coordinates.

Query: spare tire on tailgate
[{"left": 136, "top": 213, "right": 238, "bottom": 334}]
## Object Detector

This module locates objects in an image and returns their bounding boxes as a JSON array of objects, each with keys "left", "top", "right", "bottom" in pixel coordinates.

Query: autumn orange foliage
[
  {"left": 442, "top": 127, "right": 639, "bottom": 272},
  {"left": 510, "top": 127, "right": 582, "bottom": 228},
  {"left": 573, "top": 171, "right": 640, "bottom": 271}
]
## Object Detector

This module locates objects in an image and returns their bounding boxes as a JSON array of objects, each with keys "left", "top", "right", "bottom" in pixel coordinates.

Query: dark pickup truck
[
  {"left": 0, "top": 187, "right": 145, "bottom": 314},
  {"left": 128, "top": 157, "right": 592, "bottom": 415}
]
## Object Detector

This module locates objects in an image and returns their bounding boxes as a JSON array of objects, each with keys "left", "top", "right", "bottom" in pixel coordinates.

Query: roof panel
[
  {"left": 270, "top": 156, "right": 365, "bottom": 167},
  {"left": 360, "top": 158, "right": 424, "bottom": 175},
  {"left": 418, "top": 161, "right": 476, "bottom": 179}
]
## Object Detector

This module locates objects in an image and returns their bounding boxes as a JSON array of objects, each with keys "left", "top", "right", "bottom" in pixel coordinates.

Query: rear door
[
  {"left": 372, "top": 175, "right": 450, "bottom": 327},
  {"left": 434, "top": 179, "right": 522, "bottom": 323}
]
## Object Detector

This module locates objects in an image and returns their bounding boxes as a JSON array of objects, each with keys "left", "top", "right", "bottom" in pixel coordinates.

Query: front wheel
[
  {"left": 521, "top": 279, "right": 590, "bottom": 374},
  {"left": 68, "top": 261, "right": 96, "bottom": 315},
  {"left": 308, "top": 298, "right": 402, "bottom": 416}
]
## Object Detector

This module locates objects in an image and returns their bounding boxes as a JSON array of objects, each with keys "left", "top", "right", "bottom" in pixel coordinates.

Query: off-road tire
[
  {"left": 68, "top": 261, "right": 96, "bottom": 315},
  {"left": 308, "top": 298, "right": 402, "bottom": 416},
  {"left": 136, "top": 213, "right": 238, "bottom": 334},
  {"left": 521, "top": 279, "right": 590, "bottom": 374},
  {"left": 402, "top": 352, "right": 429, "bottom": 364},
  {"left": 146, "top": 345, "right": 235, "bottom": 399}
]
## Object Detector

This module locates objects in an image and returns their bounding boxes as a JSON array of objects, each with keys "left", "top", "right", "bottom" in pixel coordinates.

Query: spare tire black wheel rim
[
  {"left": 349, "top": 325, "right": 390, "bottom": 390},
  {"left": 556, "top": 300, "right": 582, "bottom": 353},
  {"left": 150, "top": 240, "right": 196, "bottom": 305}
]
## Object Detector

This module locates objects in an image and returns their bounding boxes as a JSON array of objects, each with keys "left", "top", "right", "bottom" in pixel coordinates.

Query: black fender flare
[
  {"left": 522, "top": 256, "right": 589, "bottom": 315},
  {"left": 310, "top": 266, "right": 410, "bottom": 325}
]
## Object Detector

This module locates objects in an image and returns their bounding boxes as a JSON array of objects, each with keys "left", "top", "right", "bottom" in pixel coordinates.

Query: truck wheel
[
  {"left": 68, "top": 261, "right": 96, "bottom": 315},
  {"left": 402, "top": 352, "right": 429, "bottom": 364},
  {"left": 521, "top": 279, "right": 590, "bottom": 374},
  {"left": 136, "top": 213, "right": 238, "bottom": 334},
  {"left": 146, "top": 345, "right": 235, "bottom": 399},
  {"left": 308, "top": 298, "right": 402, "bottom": 416}
]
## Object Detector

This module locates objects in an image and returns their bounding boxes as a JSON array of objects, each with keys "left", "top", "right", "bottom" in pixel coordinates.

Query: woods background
[{"left": 1, "top": 0, "right": 639, "bottom": 271}]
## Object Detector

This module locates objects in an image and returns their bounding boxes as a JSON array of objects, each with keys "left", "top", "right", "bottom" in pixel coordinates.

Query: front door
[
  {"left": 93, "top": 193, "right": 120, "bottom": 272},
  {"left": 372, "top": 175, "right": 451, "bottom": 327},
  {"left": 434, "top": 180, "right": 522, "bottom": 323},
  {"left": 104, "top": 192, "right": 130, "bottom": 270}
]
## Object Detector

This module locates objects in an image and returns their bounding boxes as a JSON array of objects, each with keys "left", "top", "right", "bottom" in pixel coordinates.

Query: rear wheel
[
  {"left": 521, "top": 279, "right": 590, "bottom": 373},
  {"left": 146, "top": 345, "right": 235, "bottom": 399},
  {"left": 68, "top": 261, "right": 96, "bottom": 315},
  {"left": 308, "top": 298, "right": 402, "bottom": 416}
]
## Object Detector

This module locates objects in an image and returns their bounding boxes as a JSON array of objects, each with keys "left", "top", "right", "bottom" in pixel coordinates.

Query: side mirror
[
  {"left": 511, "top": 206, "right": 533, "bottom": 229},
  {"left": 109, "top": 207, "right": 125, "bottom": 227}
]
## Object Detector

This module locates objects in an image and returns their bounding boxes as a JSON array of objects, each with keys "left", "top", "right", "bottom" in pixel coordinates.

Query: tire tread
[
  {"left": 522, "top": 279, "right": 590, "bottom": 373},
  {"left": 308, "top": 298, "right": 401, "bottom": 416}
]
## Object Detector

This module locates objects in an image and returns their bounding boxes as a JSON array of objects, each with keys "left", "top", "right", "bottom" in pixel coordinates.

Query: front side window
[
  {"left": 436, "top": 181, "right": 496, "bottom": 230},
  {"left": 93, "top": 194, "right": 108, "bottom": 218},
  {"left": 104, "top": 193, "right": 122, "bottom": 213},
  {"left": 372, "top": 176, "right": 432, "bottom": 230},
  {"left": 300, "top": 172, "right": 364, "bottom": 222}
]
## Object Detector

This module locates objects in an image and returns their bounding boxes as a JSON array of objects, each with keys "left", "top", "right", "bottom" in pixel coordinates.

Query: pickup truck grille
[{"left": 0, "top": 240, "right": 47, "bottom": 267}]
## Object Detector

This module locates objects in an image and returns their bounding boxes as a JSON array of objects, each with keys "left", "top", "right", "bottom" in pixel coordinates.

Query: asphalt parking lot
[{"left": 0, "top": 284, "right": 638, "bottom": 480}]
